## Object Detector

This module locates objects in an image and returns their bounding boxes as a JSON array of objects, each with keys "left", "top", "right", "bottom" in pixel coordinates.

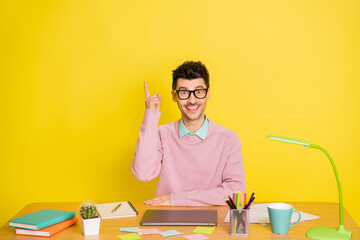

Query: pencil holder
[{"left": 230, "top": 209, "right": 250, "bottom": 236}]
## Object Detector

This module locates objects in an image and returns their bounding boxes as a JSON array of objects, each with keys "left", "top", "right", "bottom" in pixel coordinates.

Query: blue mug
[{"left": 267, "top": 203, "right": 301, "bottom": 234}]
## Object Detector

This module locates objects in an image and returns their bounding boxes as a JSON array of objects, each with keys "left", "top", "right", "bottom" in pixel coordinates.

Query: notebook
[
  {"left": 140, "top": 209, "right": 217, "bottom": 226},
  {"left": 15, "top": 217, "right": 78, "bottom": 237},
  {"left": 96, "top": 201, "right": 138, "bottom": 219},
  {"left": 9, "top": 209, "right": 76, "bottom": 230}
]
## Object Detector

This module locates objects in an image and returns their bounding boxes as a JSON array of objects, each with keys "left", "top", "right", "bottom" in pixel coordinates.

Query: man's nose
[{"left": 187, "top": 92, "right": 197, "bottom": 103}]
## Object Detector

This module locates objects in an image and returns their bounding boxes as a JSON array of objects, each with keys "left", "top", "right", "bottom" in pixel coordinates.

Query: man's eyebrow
[{"left": 178, "top": 86, "right": 206, "bottom": 90}]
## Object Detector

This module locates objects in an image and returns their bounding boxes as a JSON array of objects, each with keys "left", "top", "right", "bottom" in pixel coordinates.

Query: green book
[{"left": 9, "top": 209, "right": 76, "bottom": 230}]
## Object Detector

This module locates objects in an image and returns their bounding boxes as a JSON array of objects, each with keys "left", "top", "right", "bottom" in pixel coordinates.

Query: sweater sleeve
[
  {"left": 170, "top": 135, "right": 246, "bottom": 206},
  {"left": 132, "top": 109, "right": 163, "bottom": 182}
]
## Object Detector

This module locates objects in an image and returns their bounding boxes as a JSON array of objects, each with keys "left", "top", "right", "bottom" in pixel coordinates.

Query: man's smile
[{"left": 185, "top": 104, "right": 200, "bottom": 112}]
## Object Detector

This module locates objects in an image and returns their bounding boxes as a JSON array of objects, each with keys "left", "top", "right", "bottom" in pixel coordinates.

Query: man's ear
[
  {"left": 171, "top": 91, "right": 177, "bottom": 102},
  {"left": 207, "top": 89, "right": 210, "bottom": 100}
]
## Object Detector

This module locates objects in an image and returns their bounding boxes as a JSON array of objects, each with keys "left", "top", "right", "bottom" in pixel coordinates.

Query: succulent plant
[{"left": 79, "top": 201, "right": 98, "bottom": 219}]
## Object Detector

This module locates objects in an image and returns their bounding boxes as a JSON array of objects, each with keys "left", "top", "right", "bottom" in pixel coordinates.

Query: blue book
[{"left": 9, "top": 209, "right": 76, "bottom": 230}]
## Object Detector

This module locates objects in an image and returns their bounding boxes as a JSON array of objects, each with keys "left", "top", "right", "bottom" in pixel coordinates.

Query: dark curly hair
[{"left": 172, "top": 61, "right": 209, "bottom": 90}]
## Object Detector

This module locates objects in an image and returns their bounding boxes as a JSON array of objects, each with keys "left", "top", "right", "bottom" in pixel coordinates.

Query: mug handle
[{"left": 290, "top": 210, "right": 301, "bottom": 227}]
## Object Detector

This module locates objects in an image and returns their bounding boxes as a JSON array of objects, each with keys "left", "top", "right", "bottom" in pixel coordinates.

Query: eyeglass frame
[{"left": 173, "top": 88, "right": 209, "bottom": 100}]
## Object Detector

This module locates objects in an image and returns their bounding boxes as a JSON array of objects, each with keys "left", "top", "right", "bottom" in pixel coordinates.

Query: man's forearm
[
  {"left": 170, "top": 179, "right": 245, "bottom": 206},
  {"left": 132, "top": 109, "right": 163, "bottom": 181}
]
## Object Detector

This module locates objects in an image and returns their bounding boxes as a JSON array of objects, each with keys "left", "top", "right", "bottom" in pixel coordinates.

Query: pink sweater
[{"left": 132, "top": 109, "right": 246, "bottom": 206}]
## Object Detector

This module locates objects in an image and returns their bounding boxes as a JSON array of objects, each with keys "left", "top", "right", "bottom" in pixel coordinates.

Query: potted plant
[{"left": 79, "top": 201, "right": 100, "bottom": 236}]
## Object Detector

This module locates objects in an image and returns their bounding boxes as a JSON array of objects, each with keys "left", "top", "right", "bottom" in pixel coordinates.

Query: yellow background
[{"left": 1, "top": 0, "right": 359, "bottom": 227}]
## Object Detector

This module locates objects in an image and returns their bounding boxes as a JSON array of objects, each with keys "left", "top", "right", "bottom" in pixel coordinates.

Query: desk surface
[{"left": 1, "top": 202, "right": 359, "bottom": 240}]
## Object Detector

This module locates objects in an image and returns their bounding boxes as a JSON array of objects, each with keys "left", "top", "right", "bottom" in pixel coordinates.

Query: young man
[{"left": 132, "top": 61, "right": 246, "bottom": 206}]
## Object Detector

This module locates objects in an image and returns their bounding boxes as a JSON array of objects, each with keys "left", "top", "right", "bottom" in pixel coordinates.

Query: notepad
[
  {"left": 96, "top": 201, "right": 138, "bottom": 219},
  {"left": 9, "top": 209, "right": 76, "bottom": 230},
  {"left": 15, "top": 217, "right": 78, "bottom": 237}
]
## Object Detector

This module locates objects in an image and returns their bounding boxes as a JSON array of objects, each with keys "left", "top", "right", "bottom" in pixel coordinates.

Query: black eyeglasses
[{"left": 174, "top": 89, "right": 208, "bottom": 100}]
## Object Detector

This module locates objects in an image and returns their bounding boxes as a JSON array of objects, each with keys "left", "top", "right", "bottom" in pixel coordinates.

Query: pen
[{"left": 112, "top": 203, "right": 122, "bottom": 213}]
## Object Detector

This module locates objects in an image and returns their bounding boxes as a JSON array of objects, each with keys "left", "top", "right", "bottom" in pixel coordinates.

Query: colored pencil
[{"left": 236, "top": 192, "right": 240, "bottom": 209}]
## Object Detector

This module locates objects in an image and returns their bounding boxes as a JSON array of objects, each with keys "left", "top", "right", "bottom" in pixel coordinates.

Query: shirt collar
[{"left": 179, "top": 115, "right": 209, "bottom": 141}]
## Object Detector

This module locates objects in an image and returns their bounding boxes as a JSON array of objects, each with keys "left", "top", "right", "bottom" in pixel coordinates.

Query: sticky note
[
  {"left": 117, "top": 233, "right": 142, "bottom": 240},
  {"left": 158, "top": 230, "right": 182, "bottom": 237},
  {"left": 120, "top": 227, "right": 139, "bottom": 233},
  {"left": 138, "top": 228, "right": 161, "bottom": 235},
  {"left": 183, "top": 233, "right": 208, "bottom": 240},
  {"left": 193, "top": 226, "right": 216, "bottom": 234}
]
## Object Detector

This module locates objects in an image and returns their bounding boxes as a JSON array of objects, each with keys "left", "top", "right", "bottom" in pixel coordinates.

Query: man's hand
[
  {"left": 144, "top": 81, "right": 161, "bottom": 112},
  {"left": 143, "top": 194, "right": 170, "bottom": 206}
]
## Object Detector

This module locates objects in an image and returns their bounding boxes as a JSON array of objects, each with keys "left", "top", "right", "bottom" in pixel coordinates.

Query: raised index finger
[{"left": 144, "top": 81, "right": 150, "bottom": 98}]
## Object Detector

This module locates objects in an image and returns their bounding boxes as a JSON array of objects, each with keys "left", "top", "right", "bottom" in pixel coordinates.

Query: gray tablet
[{"left": 140, "top": 209, "right": 217, "bottom": 226}]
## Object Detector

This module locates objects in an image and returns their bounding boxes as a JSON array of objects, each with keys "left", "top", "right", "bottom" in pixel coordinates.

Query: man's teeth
[{"left": 186, "top": 105, "right": 199, "bottom": 110}]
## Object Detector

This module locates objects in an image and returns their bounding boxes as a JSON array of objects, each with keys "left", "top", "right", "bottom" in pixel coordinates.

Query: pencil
[
  {"left": 233, "top": 192, "right": 236, "bottom": 207},
  {"left": 236, "top": 191, "right": 240, "bottom": 209},
  {"left": 244, "top": 192, "right": 247, "bottom": 207},
  {"left": 239, "top": 192, "right": 243, "bottom": 208},
  {"left": 227, "top": 195, "right": 237, "bottom": 209},
  {"left": 249, "top": 189, "right": 256, "bottom": 201},
  {"left": 234, "top": 215, "right": 237, "bottom": 234},
  {"left": 245, "top": 195, "right": 256, "bottom": 209},
  {"left": 234, "top": 192, "right": 238, "bottom": 209},
  {"left": 225, "top": 198, "right": 234, "bottom": 209}
]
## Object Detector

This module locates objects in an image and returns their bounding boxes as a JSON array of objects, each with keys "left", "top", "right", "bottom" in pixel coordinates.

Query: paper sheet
[
  {"left": 138, "top": 228, "right": 161, "bottom": 235},
  {"left": 158, "top": 230, "right": 182, "bottom": 237},
  {"left": 192, "top": 226, "right": 216, "bottom": 234},
  {"left": 120, "top": 227, "right": 139, "bottom": 233},
  {"left": 224, "top": 203, "right": 320, "bottom": 224},
  {"left": 117, "top": 233, "right": 141, "bottom": 240},
  {"left": 183, "top": 233, "right": 208, "bottom": 240}
]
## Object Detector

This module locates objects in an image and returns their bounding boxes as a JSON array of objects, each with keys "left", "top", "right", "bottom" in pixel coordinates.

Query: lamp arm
[{"left": 309, "top": 144, "right": 343, "bottom": 226}]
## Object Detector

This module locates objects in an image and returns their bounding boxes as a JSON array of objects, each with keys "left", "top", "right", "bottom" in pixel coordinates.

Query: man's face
[{"left": 171, "top": 78, "right": 210, "bottom": 122}]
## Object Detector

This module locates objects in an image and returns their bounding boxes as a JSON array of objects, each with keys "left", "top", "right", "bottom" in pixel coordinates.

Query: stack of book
[{"left": 8, "top": 209, "right": 77, "bottom": 237}]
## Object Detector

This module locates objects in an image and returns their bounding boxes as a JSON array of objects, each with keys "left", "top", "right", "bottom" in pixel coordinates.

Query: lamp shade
[{"left": 266, "top": 135, "right": 310, "bottom": 146}]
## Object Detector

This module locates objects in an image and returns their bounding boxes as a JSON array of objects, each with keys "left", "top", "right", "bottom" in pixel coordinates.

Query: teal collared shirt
[{"left": 179, "top": 116, "right": 209, "bottom": 141}]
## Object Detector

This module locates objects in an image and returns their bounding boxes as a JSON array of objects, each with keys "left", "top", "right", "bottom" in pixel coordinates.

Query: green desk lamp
[{"left": 267, "top": 135, "right": 352, "bottom": 240}]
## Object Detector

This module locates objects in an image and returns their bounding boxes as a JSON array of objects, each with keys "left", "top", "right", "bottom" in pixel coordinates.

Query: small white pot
[{"left": 80, "top": 216, "right": 101, "bottom": 236}]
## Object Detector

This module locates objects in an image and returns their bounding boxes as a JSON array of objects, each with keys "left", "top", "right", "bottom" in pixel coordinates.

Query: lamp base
[{"left": 306, "top": 225, "right": 352, "bottom": 240}]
